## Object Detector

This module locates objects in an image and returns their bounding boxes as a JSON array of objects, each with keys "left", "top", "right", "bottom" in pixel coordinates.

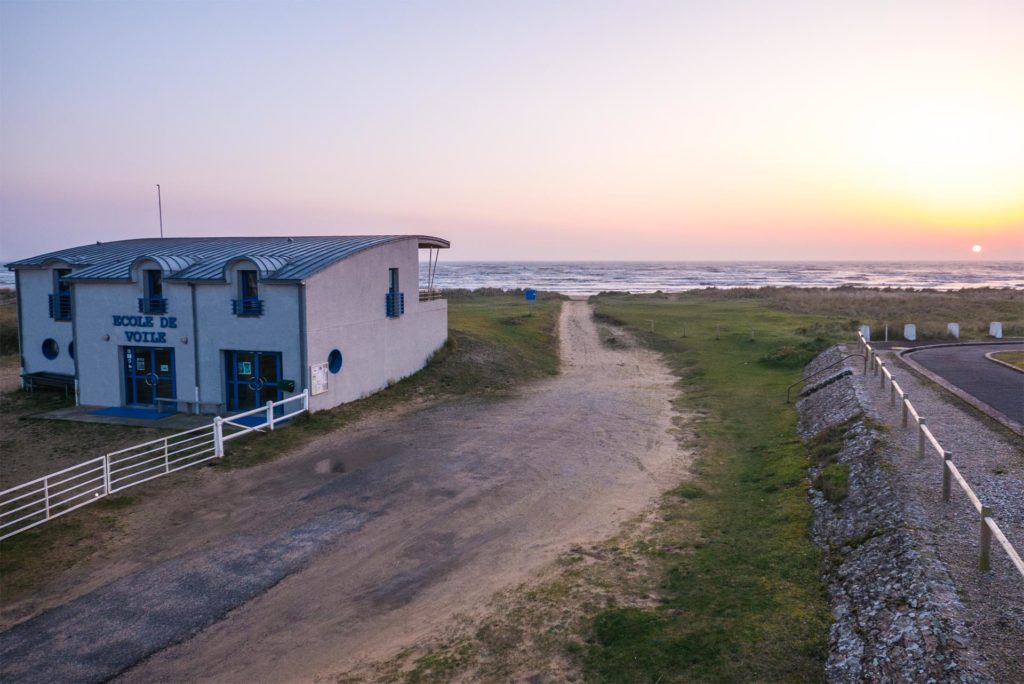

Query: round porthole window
[
  {"left": 328, "top": 349, "right": 343, "bottom": 374},
  {"left": 69, "top": 341, "right": 75, "bottom": 359},
  {"left": 42, "top": 338, "right": 59, "bottom": 360}
]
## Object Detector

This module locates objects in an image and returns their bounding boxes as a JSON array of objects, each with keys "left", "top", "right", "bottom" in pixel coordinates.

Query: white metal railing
[
  {"left": 856, "top": 333, "right": 1024, "bottom": 580},
  {"left": 418, "top": 289, "right": 444, "bottom": 302},
  {"left": 0, "top": 390, "right": 310, "bottom": 541},
  {"left": 106, "top": 423, "right": 217, "bottom": 493}
]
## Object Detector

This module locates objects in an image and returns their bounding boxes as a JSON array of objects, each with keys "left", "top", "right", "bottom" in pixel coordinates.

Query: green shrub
[
  {"left": 759, "top": 337, "right": 829, "bottom": 368},
  {"left": 814, "top": 463, "right": 850, "bottom": 502}
]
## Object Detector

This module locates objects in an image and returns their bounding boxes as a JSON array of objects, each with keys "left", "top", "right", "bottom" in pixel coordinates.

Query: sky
[{"left": 1, "top": 0, "right": 1023, "bottom": 261}]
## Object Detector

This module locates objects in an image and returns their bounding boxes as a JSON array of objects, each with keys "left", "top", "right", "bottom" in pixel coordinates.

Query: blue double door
[
  {"left": 225, "top": 350, "right": 282, "bottom": 411},
  {"left": 123, "top": 346, "right": 176, "bottom": 407}
]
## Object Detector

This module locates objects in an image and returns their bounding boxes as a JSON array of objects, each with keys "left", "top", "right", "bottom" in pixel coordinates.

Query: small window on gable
[
  {"left": 54, "top": 268, "right": 71, "bottom": 294},
  {"left": 49, "top": 269, "right": 73, "bottom": 321},
  {"left": 139, "top": 269, "right": 168, "bottom": 314},
  {"left": 145, "top": 269, "right": 163, "bottom": 299},
  {"left": 232, "top": 269, "right": 264, "bottom": 316},
  {"left": 240, "top": 270, "right": 258, "bottom": 300}
]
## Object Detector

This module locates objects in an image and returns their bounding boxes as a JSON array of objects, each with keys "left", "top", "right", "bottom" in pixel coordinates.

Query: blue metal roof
[{"left": 7, "top": 236, "right": 449, "bottom": 283}]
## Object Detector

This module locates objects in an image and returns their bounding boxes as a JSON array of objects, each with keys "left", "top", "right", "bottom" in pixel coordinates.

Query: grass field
[
  {"left": 580, "top": 291, "right": 848, "bottom": 682},
  {"left": 577, "top": 287, "right": 1020, "bottom": 681},
  {"left": 991, "top": 350, "right": 1024, "bottom": 371},
  {"left": 0, "top": 291, "right": 563, "bottom": 600},
  {"left": 703, "top": 286, "right": 1023, "bottom": 340}
]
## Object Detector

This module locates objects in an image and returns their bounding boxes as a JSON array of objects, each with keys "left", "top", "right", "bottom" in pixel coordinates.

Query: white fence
[
  {"left": 0, "top": 391, "right": 309, "bottom": 541},
  {"left": 857, "top": 334, "right": 1024, "bottom": 580}
]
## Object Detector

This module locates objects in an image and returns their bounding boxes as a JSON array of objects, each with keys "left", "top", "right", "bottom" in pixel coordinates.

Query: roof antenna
[{"left": 156, "top": 184, "right": 164, "bottom": 238}]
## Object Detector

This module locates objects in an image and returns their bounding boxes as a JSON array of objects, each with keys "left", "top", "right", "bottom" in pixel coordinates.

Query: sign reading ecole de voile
[{"left": 112, "top": 315, "right": 178, "bottom": 343}]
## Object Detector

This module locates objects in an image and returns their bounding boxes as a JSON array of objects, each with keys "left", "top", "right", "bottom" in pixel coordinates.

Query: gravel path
[
  {"left": 850, "top": 347, "right": 1024, "bottom": 682},
  {"left": 0, "top": 301, "right": 686, "bottom": 683}
]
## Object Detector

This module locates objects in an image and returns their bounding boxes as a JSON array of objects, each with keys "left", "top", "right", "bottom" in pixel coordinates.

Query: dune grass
[
  {"left": 581, "top": 286, "right": 1020, "bottom": 681},
  {"left": 710, "top": 286, "right": 1023, "bottom": 340},
  {"left": 582, "top": 291, "right": 851, "bottom": 682}
]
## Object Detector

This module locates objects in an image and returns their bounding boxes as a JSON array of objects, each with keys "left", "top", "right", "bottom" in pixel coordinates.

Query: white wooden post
[
  {"left": 266, "top": 400, "right": 275, "bottom": 430},
  {"left": 103, "top": 454, "right": 112, "bottom": 494},
  {"left": 164, "top": 437, "right": 170, "bottom": 473},
  {"left": 214, "top": 417, "right": 224, "bottom": 458},
  {"left": 902, "top": 394, "right": 909, "bottom": 428},
  {"left": 918, "top": 418, "right": 926, "bottom": 458},
  {"left": 890, "top": 382, "right": 896, "bottom": 407},
  {"left": 302, "top": 389, "right": 309, "bottom": 412},
  {"left": 43, "top": 478, "right": 51, "bottom": 520}
]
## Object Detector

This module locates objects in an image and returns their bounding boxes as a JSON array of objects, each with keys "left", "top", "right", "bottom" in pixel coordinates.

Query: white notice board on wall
[{"left": 310, "top": 363, "right": 329, "bottom": 395}]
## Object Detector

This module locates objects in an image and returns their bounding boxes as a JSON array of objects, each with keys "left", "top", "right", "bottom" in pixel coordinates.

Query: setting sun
[{"left": 972, "top": 244, "right": 983, "bottom": 253}]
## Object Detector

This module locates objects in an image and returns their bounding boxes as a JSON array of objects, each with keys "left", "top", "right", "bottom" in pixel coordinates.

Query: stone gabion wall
[{"left": 797, "top": 347, "right": 991, "bottom": 683}]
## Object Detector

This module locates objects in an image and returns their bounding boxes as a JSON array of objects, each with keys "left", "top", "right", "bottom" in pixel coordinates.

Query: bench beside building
[{"left": 7, "top": 235, "right": 449, "bottom": 414}]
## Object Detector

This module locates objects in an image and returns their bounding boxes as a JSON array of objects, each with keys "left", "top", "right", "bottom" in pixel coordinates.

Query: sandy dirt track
[{"left": 1, "top": 301, "right": 685, "bottom": 683}]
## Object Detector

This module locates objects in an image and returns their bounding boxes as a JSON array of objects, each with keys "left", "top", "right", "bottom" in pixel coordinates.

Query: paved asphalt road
[
  {"left": 908, "top": 344, "right": 1024, "bottom": 425},
  {"left": 0, "top": 509, "right": 371, "bottom": 683}
]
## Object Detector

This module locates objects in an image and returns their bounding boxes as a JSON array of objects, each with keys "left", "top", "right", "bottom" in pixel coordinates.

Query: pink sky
[{"left": 2, "top": 1, "right": 1022, "bottom": 261}]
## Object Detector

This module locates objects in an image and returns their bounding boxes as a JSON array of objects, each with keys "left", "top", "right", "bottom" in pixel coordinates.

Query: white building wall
[
  {"left": 192, "top": 265, "right": 303, "bottom": 412},
  {"left": 74, "top": 260, "right": 196, "bottom": 408},
  {"left": 16, "top": 265, "right": 76, "bottom": 376},
  {"left": 15, "top": 239, "right": 446, "bottom": 413},
  {"left": 304, "top": 238, "right": 448, "bottom": 411}
]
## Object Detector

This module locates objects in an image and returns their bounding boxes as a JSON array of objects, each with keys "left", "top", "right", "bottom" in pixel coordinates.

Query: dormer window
[
  {"left": 48, "top": 268, "right": 72, "bottom": 320},
  {"left": 139, "top": 269, "right": 168, "bottom": 314},
  {"left": 232, "top": 269, "right": 264, "bottom": 316}
]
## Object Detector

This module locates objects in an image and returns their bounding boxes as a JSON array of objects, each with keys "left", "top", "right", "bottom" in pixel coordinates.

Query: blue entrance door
[
  {"left": 123, "top": 346, "right": 176, "bottom": 406},
  {"left": 225, "top": 350, "right": 282, "bottom": 411}
]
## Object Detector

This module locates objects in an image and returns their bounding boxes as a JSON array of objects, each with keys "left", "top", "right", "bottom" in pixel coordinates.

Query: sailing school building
[{"left": 7, "top": 235, "right": 449, "bottom": 415}]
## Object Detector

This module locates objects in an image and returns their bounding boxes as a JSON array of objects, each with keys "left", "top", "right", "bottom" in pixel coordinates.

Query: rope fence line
[{"left": 857, "top": 333, "right": 1024, "bottom": 579}]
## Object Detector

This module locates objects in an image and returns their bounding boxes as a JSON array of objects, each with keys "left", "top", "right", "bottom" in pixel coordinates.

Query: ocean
[
  {"left": 420, "top": 261, "right": 1024, "bottom": 295},
  {"left": 2, "top": 261, "right": 1021, "bottom": 294}
]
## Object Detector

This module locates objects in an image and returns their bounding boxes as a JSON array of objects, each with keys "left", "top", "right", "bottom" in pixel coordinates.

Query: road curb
[
  {"left": 896, "top": 347, "right": 1023, "bottom": 437},
  {"left": 985, "top": 351, "right": 1024, "bottom": 375}
]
